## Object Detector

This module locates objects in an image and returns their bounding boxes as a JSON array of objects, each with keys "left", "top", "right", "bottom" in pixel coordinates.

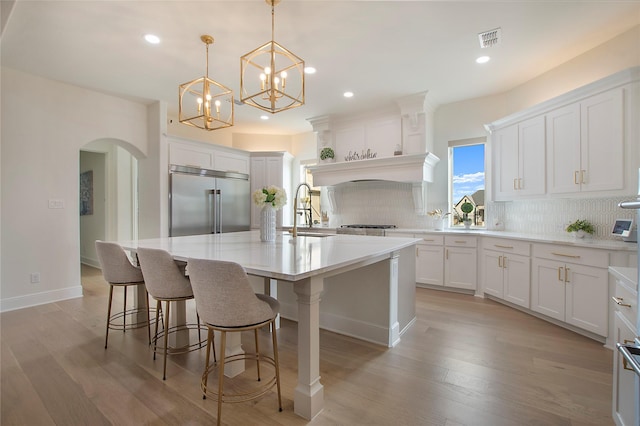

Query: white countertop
[
  {"left": 119, "top": 230, "right": 419, "bottom": 282},
  {"left": 390, "top": 228, "right": 637, "bottom": 251}
]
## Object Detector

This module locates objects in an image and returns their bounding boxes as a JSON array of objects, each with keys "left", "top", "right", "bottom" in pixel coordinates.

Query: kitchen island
[{"left": 119, "top": 230, "right": 418, "bottom": 420}]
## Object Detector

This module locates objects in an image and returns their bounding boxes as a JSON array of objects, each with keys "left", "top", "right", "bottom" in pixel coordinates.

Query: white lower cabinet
[
  {"left": 531, "top": 244, "right": 608, "bottom": 336},
  {"left": 416, "top": 235, "right": 444, "bottom": 286},
  {"left": 482, "top": 238, "right": 531, "bottom": 308},
  {"left": 612, "top": 312, "right": 638, "bottom": 426},
  {"left": 444, "top": 236, "right": 477, "bottom": 291}
]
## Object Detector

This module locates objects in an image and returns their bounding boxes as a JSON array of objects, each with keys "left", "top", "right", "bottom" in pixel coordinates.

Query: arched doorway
[{"left": 79, "top": 138, "right": 144, "bottom": 269}]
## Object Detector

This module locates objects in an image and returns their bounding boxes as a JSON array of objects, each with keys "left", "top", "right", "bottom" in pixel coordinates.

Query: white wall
[{"left": 1, "top": 67, "right": 150, "bottom": 311}]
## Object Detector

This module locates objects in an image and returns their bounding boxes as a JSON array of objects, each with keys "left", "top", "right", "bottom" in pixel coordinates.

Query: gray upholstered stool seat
[
  {"left": 187, "top": 258, "right": 283, "bottom": 426},
  {"left": 137, "top": 247, "right": 207, "bottom": 380},
  {"left": 95, "top": 241, "right": 152, "bottom": 349}
]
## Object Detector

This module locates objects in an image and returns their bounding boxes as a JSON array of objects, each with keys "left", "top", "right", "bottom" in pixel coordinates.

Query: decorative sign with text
[{"left": 344, "top": 149, "right": 378, "bottom": 162}]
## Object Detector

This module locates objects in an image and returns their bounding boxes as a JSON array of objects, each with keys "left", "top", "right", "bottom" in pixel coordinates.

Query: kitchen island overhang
[{"left": 119, "top": 231, "right": 419, "bottom": 420}]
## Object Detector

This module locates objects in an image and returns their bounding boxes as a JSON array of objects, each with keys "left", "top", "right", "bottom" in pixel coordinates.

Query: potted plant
[
  {"left": 319, "top": 147, "right": 335, "bottom": 163},
  {"left": 460, "top": 202, "right": 474, "bottom": 229},
  {"left": 565, "top": 219, "right": 595, "bottom": 238}
]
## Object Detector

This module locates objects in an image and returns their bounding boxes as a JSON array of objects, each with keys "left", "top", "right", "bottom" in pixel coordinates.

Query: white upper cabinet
[
  {"left": 547, "top": 88, "right": 623, "bottom": 195},
  {"left": 168, "top": 137, "right": 250, "bottom": 174},
  {"left": 492, "top": 116, "right": 546, "bottom": 201},
  {"left": 488, "top": 67, "right": 638, "bottom": 201}
]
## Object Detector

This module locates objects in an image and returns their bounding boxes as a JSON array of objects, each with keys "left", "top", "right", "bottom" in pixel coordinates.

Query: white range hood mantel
[
  {"left": 308, "top": 152, "right": 440, "bottom": 187},
  {"left": 308, "top": 153, "right": 440, "bottom": 215}
]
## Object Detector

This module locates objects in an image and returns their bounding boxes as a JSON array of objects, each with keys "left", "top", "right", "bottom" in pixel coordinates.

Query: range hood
[{"left": 308, "top": 152, "right": 440, "bottom": 187}]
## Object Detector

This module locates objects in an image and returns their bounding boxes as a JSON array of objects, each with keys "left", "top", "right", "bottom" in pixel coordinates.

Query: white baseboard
[
  {"left": 1, "top": 285, "right": 83, "bottom": 313},
  {"left": 81, "top": 257, "right": 101, "bottom": 269},
  {"left": 279, "top": 301, "right": 394, "bottom": 347}
]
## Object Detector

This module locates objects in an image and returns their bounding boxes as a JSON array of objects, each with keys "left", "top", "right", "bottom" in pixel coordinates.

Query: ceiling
[{"left": 2, "top": 1, "right": 639, "bottom": 135}]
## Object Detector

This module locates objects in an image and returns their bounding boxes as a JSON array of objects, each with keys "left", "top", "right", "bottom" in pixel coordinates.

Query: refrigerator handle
[
  {"left": 208, "top": 189, "right": 217, "bottom": 234},
  {"left": 216, "top": 189, "right": 222, "bottom": 233}
]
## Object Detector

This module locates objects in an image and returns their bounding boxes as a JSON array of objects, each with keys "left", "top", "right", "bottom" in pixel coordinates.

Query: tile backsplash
[{"left": 326, "top": 181, "right": 636, "bottom": 240}]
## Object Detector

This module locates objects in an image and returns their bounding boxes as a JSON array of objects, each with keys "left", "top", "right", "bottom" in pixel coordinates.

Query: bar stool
[
  {"left": 136, "top": 247, "right": 207, "bottom": 380},
  {"left": 95, "top": 241, "right": 151, "bottom": 349},
  {"left": 187, "top": 258, "right": 282, "bottom": 426}
]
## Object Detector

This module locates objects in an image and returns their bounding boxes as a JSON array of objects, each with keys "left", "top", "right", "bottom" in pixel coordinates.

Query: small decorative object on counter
[
  {"left": 320, "top": 147, "right": 334, "bottom": 163},
  {"left": 460, "top": 202, "right": 474, "bottom": 229},
  {"left": 253, "top": 186, "right": 287, "bottom": 242},
  {"left": 565, "top": 219, "right": 595, "bottom": 239},
  {"left": 427, "top": 209, "right": 451, "bottom": 230},
  {"left": 394, "top": 144, "right": 402, "bottom": 156}
]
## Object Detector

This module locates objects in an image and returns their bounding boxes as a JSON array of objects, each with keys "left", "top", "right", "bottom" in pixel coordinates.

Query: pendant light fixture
[
  {"left": 240, "top": 0, "right": 305, "bottom": 114},
  {"left": 179, "top": 35, "right": 234, "bottom": 131}
]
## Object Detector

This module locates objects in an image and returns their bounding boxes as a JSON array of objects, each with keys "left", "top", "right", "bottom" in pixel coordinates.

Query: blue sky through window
[{"left": 452, "top": 144, "right": 485, "bottom": 205}]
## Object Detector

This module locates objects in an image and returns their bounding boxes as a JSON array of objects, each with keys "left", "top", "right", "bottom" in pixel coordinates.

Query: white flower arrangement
[
  {"left": 427, "top": 209, "right": 451, "bottom": 219},
  {"left": 252, "top": 186, "right": 287, "bottom": 210}
]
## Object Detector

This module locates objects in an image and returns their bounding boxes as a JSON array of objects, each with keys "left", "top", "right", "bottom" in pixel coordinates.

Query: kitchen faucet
[{"left": 292, "top": 183, "right": 313, "bottom": 238}]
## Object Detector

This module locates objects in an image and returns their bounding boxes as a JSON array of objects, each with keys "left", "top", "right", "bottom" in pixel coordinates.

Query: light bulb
[{"left": 264, "top": 67, "right": 271, "bottom": 75}]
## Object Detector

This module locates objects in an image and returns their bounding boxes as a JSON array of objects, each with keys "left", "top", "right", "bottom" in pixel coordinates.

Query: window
[{"left": 449, "top": 138, "right": 485, "bottom": 227}]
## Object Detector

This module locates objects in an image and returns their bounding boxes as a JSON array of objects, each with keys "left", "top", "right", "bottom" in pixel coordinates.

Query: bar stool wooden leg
[
  {"left": 254, "top": 329, "right": 261, "bottom": 381},
  {"left": 271, "top": 319, "right": 283, "bottom": 411},
  {"left": 217, "top": 331, "right": 227, "bottom": 426},
  {"left": 162, "top": 300, "right": 171, "bottom": 380},
  {"left": 105, "top": 285, "right": 114, "bottom": 349}
]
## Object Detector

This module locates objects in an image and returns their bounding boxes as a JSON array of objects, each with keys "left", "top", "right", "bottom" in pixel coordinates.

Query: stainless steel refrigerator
[
  {"left": 617, "top": 168, "right": 640, "bottom": 424},
  {"left": 169, "top": 165, "right": 250, "bottom": 237}
]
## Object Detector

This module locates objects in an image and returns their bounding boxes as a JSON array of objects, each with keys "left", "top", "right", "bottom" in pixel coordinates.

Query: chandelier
[
  {"left": 240, "top": 0, "right": 305, "bottom": 114},
  {"left": 179, "top": 35, "right": 234, "bottom": 131}
]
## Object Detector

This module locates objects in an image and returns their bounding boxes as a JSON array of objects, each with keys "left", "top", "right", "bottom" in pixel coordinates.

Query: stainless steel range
[{"left": 336, "top": 224, "right": 397, "bottom": 237}]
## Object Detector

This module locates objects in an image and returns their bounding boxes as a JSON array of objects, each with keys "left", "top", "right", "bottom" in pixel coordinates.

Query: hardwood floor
[{"left": 1, "top": 265, "right": 614, "bottom": 425}]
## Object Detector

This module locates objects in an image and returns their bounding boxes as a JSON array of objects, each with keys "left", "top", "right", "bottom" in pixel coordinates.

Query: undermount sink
[{"left": 292, "top": 232, "right": 334, "bottom": 238}]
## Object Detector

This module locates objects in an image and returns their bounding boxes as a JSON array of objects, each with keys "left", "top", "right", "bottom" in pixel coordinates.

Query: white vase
[
  {"left": 463, "top": 220, "right": 472, "bottom": 229},
  {"left": 574, "top": 230, "right": 586, "bottom": 239},
  {"left": 260, "top": 205, "right": 276, "bottom": 242}
]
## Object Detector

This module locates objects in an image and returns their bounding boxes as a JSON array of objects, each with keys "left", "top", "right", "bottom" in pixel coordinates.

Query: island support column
[{"left": 293, "top": 275, "right": 324, "bottom": 420}]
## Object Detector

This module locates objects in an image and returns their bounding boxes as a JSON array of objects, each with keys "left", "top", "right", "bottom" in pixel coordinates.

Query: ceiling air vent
[{"left": 478, "top": 27, "right": 501, "bottom": 48}]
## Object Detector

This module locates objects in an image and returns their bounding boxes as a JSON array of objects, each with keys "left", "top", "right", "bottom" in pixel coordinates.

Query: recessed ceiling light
[
  {"left": 144, "top": 34, "right": 160, "bottom": 44},
  {"left": 260, "top": 115, "right": 269, "bottom": 120},
  {"left": 304, "top": 66, "right": 316, "bottom": 74},
  {"left": 343, "top": 91, "right": 354, "bottom": 98},
  {"left": 476, "top": 56, "right": 490, "bottom": 64}
]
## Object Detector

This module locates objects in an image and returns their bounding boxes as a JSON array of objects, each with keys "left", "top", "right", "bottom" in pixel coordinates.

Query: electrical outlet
[
  {"left": 30, "top": 272, "right": 40, "bottom": 284},
  {"left": 48, "top": 199, "right": 65, "bottom": 209}
]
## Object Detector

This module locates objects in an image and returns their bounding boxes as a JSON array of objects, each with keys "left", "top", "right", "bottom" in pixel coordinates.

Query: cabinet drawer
[
  {"left": 417, "top": 234, "right": 444, "bottom": 245},
  {"left": 614, "top": 279, "right": 638, "bottom": 326},
  {"left": 533, "top": 243, "right": 608, "bottom": 268},
  {"left": 483, "top": 237, "right": 530, "bottom": 256},
  {"left": 445, "top": 235, "right": 477, "bottom": 248}
]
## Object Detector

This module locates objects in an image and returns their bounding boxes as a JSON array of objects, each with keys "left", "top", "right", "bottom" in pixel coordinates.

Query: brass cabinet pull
[
  {"left": 518, "top": 178, "right": 523, "bottom": 190},
  {"left": 513, "top": 178, "right": 518, "bottom": 190},
  {"left": 445, "top": 249, "right": 449, "bottom": 260},
  {"left": 558, "top": 267, "right": 563, "bottom": 282},
  {"left": 494, "top": 244, "right": 514, "bottom": 249},
  {"left": 503, "top": 256, "right": 507, "bottom": 269},
  {"left": 498, "top": 256, "right": 502, "bottom": 268},
  {"left": 581, "top": 170, "right": 586, "bottom": 184},
  {"left": 574, "top": 170, "right": 580, "bottom": 184},
  {"left": 611, "top": 296, "right": 632, "bottom": 308},
  {"left": 454, "top": 240, "right": 467, "bottom": 244},
  {"left": 423, "top": 239, "right": 435, "bottom": 242},
  {"left": 564, "top": 267, "right": 570, "bottom": 283},
  {"left": 551, "top": 252, "right": 581, "bottom": 259}
]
